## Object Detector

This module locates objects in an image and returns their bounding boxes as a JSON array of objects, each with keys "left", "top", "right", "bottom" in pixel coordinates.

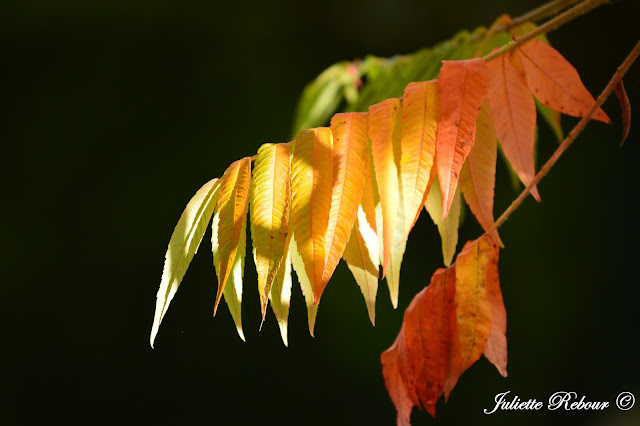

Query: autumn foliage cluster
[{"left": 151, "top": 20, "right": 611, "bottom": 425}]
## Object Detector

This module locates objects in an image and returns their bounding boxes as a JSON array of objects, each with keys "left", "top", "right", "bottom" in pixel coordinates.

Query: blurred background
[{"left": 2, "top": 0, "right": 639, "bottom": 424}]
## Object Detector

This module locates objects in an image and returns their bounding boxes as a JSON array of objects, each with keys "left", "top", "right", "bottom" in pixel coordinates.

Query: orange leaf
[
  {"left": 483, "top": 245, "right": 507, "bottom": 377},
  {"left": 401, "top": 268, "right": 456, "bottom": 417},
  {"left": 213, "top": 157, "right": 252, "bottom": 315},
  {"left": 381, "top": 235, "right": 504, "bottom": 422},
  {"left": 515, "top": 38, "right": 611, "bottom": 124},
  {"left": 399, "top": 81, "right": 439, "bottom": 239},
  {"left": 614, "top": 80, "right": 631, "bottom": 146},
  {"left": 250, "top": 142, "right": 292, "bottom": 320},
  {"left": 291, "top": 128, "right": 334, "bottom": 305},
  {"left": 446, "top": 235, "right": 496, "bottom": 392},
  {"left": 460, "top": 101, "right": 502, "bottom": 245},
  {"left": 368, "top": 98, "right": 402, "bottom": 278},
  {"left": 488, "top": 52, "right": 541, "bottom": 201},
  {"left": 381, "top": 331, "right": 414, "bottom": 426},
  {"left": 436, "top": 58, "right": 490, "bottom": 218},
  {"left": 323, "top": 113, "right": 369, "bottom": 287}
]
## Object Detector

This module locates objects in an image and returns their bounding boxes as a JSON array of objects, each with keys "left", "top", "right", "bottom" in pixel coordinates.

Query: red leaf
[
  {"left": 515, "top": 38, "right": 611, "bottom": 124},
  {"left": 436, "top": 58, "right": 490, "bottom": 218},
  {"left": 483, "top": 246, "right": 507, "bottom": 377},
  {"left": 614, "top": 81, "right": 631, "bottom": 146},
  {"left": 488, "top": 52, "right": 541, "bottom": 201}
]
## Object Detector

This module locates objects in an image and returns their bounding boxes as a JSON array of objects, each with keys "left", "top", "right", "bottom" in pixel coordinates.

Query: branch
[
  {"left": 484, "top": 0, "right": 610, "bottom": 62},
  {"left": 487, "top": 40, "right": 640, "bottom": 234}
]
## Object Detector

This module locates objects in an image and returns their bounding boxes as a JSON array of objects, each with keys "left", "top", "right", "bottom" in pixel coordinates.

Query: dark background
[{"left": 2, "top": 0, "right": 639, "bottom": 424}]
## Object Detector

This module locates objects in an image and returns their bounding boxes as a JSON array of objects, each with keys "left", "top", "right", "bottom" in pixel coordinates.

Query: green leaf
[{"left": 151, "top": 178, "right": 221, "bottom": 348}]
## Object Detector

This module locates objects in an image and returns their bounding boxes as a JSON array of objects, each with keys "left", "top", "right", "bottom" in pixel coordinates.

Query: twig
[
  {"left": 484, "top": 0, "right": 609, "bottom": 62},
  {"left": 487, "top": 40, "right": 640, "bottom": 234},
  {"left": 506, "top": 0, "right": 585, "bottom": 30}
]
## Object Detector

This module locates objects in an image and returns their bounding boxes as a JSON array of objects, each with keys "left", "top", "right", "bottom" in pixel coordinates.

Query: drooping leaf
[
  {"left": 436, "top": 58, "right": 490, "bottom": 218},
  {"left": 515, "top": 38, "right": 611, "bottom": 124},
  {"left": 399, "top": 267, "right": 457, "bottom": 417},
  {"left": 488, "top": 52, "right": 540, "bottom": 201},
  {"left": 381, "top": 331, "right": 414, "bottom": 426},
  {"left": 483, "top": 245, "right": 507, "bottom": 377},
  {"left": 212, "top": 211, "right": 246, "bottom": 341},
  {"left": 425, "top": 176, "right": 461, "bottom": 266},
  {"left": 290, "top": 128, "right": 334, "bottom": 305},
  {"left": 269, "top": 236, "right": 293, "bottom": 346},
  {"left": 459, "top": 101, "right": 502, "bottom": 245},
  {"left": 399, "top": 80, "right": 439, "bottom": 239},
  {"left": 614, "top": 80, "right": 631, "bottom": 146},
  {"left": 150, "top": 178, "right": 221, "bottom": 348},
  {"left": 213, "top": 157, "right": 252, "bottom": 315},
  {"left": 323, "top": 113, "right": 369, "bottom": 287},
  {"left": 368, "top": 98, "right": 402, "bottom": 277},
  {"left": 250, "top": 142, "right": 292, "bottom": 320},
  {"left": 290, "top": 234, "right": 319, "bottom": 336},
  {"left": 447, "top": 236, "right": 496, "bottom": 392},
  {"left": 343, "top": 207, "right": 379, "bottom": 325}
]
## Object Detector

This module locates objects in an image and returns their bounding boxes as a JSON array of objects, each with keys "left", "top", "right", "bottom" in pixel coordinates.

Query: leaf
[
  {"left": 488, "top": 52, "right": 541, "bottom": 201},
  {"left": 400, "top": 267, "right": 457, "bottom": 417},
  {"left": 291, "top": 62, "right": 354, "bottom": 136},
  {"left": 614, "top": 80, "right": 631, "bottom": 146},
  {"left": 250, "top": 142, "right": 292, "bottom": 320},
  {"left": 447, "top": 235, "right": 496, "bottom": 392},
  {"left": 515, "top": 38, "right": 611, "bottom": 124},
  {"left": 368, "top": 98, "right": 402, "bottom": 277},
  {"left": 381, "top": 331, "right": 414, "bottom": 426},
  {"left": 323, "top": 112, "right": 369, "bottom": 287},
  {"left": 269, "top": 236, "right": 293, "bottom": 346},
  {"left": 213, "top": 157, "right": 252, "bottom": 315},
  {"left": 290, "top": 128, "right": 334, "bottom": 305},
  {"left": 212, "top": 211, "right": 246, "bottom": 341},
  {"left": 290, "top": 234, "right": 319, "bottom": 336},
  {"left": 399, "top": 80, "right": 439, "bottom": 239},
  {"left": 343, "top": 207, "right": 379, "bottom": 325},
  {"left": 436, "top": 58, "right": 490, "bottom": 218},
  {"left": 459, "top": 101, "right": 502, "bottom": 245},
  {"left": 425, "top": 176, "right": 461, "bottom": 267},
  {"left": 483, "top": 246, "right": 507, "bottom": 377},
  {"left": 150, "top": 178, "right": 221, "bottom": 348}
]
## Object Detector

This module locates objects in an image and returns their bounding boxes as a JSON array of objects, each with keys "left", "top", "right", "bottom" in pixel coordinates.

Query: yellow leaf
[
  {"left": 269, "top": 237, "right": 293, "bottom": 346},
  {"left": 343, "top": 206, "right": 380, "bottom": 325},
  {"left": 368, "top": 98, "right": 402, "bottom": 278},
  {"left": 213, "top": 157, "right": 252, "bottom": 315},
  {"left": 290, "top": 234, "right": 319, "bottom": 336},
  {"left": 291, "top": 128, "right": 334, "bottom": 305},
  {"left": 250, "top": 142, "right": 292, "bottom": 319},
  {"left": 323, "top": 112, "right": 370, "bottom": 287},
  {"left": 212, "top": 212, "right": 246, "bottom": 341},
  {"left": 425, "top": 176, "right": 461, "bottom": 267},
  {"left": 150, "top": 178, "right": 221, "bottom": 348},
  {"left": 399, "top": 80, "right": 439, "bottom": 239}
]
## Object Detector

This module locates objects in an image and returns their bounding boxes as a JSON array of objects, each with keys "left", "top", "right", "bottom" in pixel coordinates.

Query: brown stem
[
  {"left": 487, "top": 40, "right": 640, "bottom": 234},
  {"left": 506, "top": 0, "right": 585, "bottom": 29},
  {"left": 484, "top": 0, "right": 610, "bottom": 62}
]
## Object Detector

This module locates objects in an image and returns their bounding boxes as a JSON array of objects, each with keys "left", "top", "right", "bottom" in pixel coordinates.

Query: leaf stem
[
  {"left": 484, "top": 0, "right": 610, "bottom": 62},
  {"left": 487, "top": 40, "right": 640, "bottom": 234}
]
